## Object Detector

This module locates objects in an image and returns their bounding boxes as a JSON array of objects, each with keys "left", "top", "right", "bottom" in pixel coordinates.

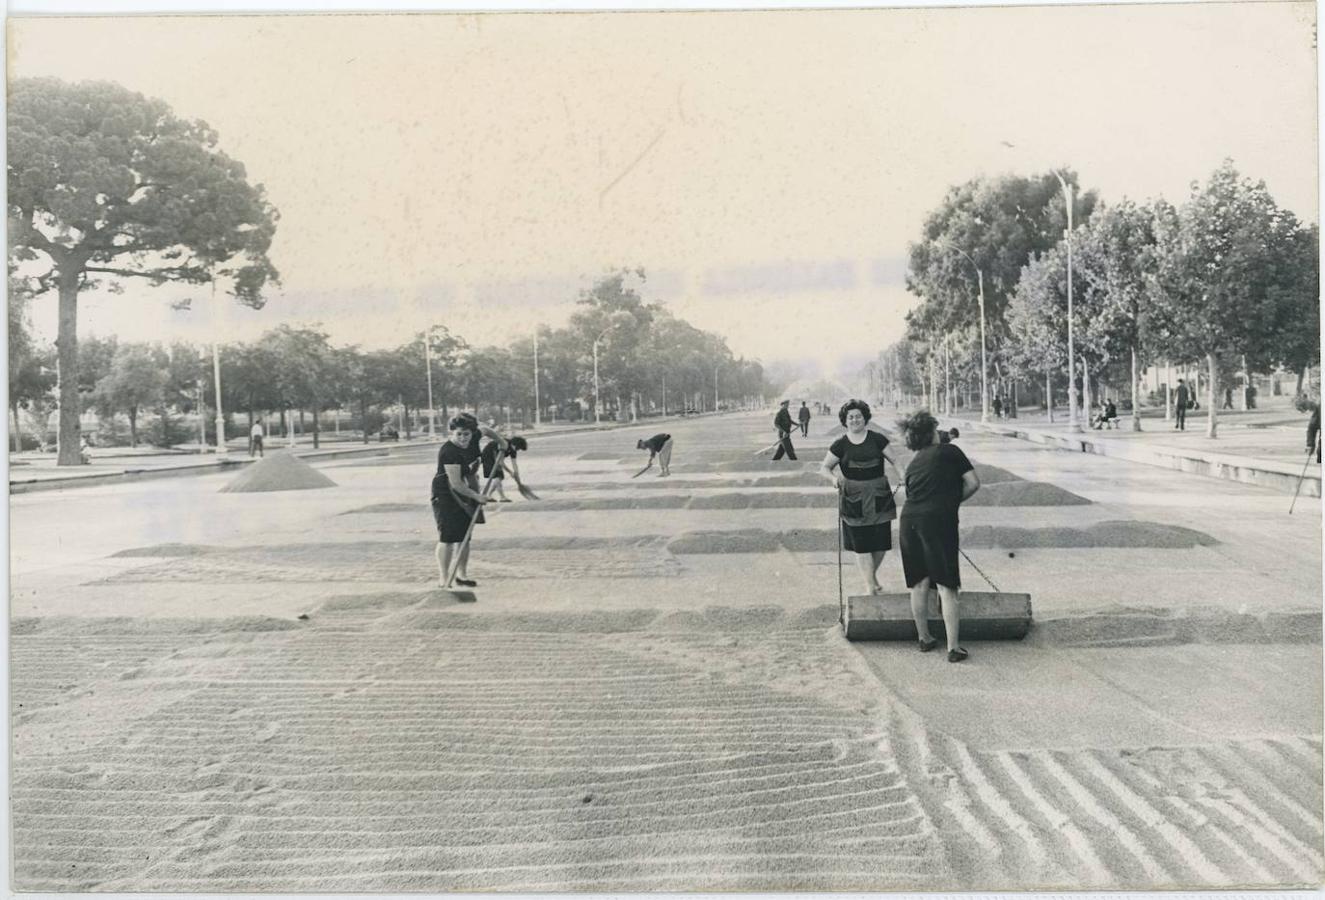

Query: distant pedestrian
[
  {"left": 432, "top": 416, "right": 491, "bottom": 589},
  {"left": 1247, "top": 384, "right": 1258, "bottom": 409},
  {"left": 1308, "top": 405, "right": 1321, "bottom": 464},
  {"left": 773, "top": 400, "right": 798, "bottom": 461},
  {"left": 1223, "top": 387, "right": 1234, "bottom": 410},
  {"left": 992, "top": 396, "right": 1002, "bottom": 419},
  {"left": 798, "top": 401, "right": 812, "bottom": 437},
  {"left": 635, "top": 433, "right": 673, "bottom": 477},
  {"left": 897, "top": 410, "right": 981, "bottom": 662},
  {"left": 249, "top": 421, "right": 265, "bottom": 458},
  {"left": 820, "top": 399, "right": 898, "bottom": 595},
  {"left": 1174, "top": 379, "right": 1189, "bottom": 430}
]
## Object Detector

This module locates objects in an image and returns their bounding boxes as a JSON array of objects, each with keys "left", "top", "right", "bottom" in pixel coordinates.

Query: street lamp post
[
  {"left": 592, "top": 337, "right": 602, "bottom": 425},
  {"left": 947, "top": 244, "right": 989, "bottom": 423},
  {"left": 943, "top": 336, "right": 952, "bottom": 416},
  {"left": 1052, "top": 170, "right": 1081, "bottom": 432},
  {"left": 209, "top": 280, "right": 228, "bottom": 455},
  {"left": 424, "top": 328, "right": 437, "bottom": 439},
  {"left": 533, "top": 326, "right": 541, "bottom": 429}
]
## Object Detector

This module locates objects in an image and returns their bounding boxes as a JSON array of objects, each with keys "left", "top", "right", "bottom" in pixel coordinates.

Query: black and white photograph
[{"left": 6, "top": 0, "right": 1322, "bottom": 892}]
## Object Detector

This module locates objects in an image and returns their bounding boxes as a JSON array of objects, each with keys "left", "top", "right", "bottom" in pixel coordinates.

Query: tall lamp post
[
  {"left": 533, "top": 325, "right": 541, "bottom": 429},
  {"left": 592, "top": 330, "right": 608, "bottom": 425},
  {"left": 208, "top": 279, "right": 228, "bottom": 455},
  {"left": 423, "top": 327, "right": 437, "bottom": 439},
  {"left": 592, "top": 314, "right": 631, "bottom": 424},
  {"left": 946, "top": 244, "right": 989, "bottom": 423},
  {"left": 1052, "top": 170, "right": 1081, "bottom": 432}
]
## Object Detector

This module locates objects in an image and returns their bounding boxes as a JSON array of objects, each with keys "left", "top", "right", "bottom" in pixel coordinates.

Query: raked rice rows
[{"left": 13, "top": 614, "right": 1323, "bottom": 891}]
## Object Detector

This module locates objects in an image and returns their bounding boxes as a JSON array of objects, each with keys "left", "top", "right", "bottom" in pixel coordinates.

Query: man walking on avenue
[
  {"left": 249, "top": 420, "right": 265, "bottom": 457},
  {"left": 1175, "top": 378, "right": 1190, "bottom": 431},
  {"left": 773, "top": 400, "right": 798, "bottom": 460},
  {"left": 798, "top": 401, "right": 812, "bottom": 437}
]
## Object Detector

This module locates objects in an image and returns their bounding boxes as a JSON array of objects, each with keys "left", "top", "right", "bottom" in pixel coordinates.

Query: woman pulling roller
[
  {"left": 819, "top": 400, "right": 899, "bottom": 595},
  {"left": 897, "top": 410, "right": 981, "bottom": 662}
]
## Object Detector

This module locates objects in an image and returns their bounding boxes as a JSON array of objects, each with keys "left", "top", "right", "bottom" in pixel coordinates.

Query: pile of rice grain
[{"left": 220, "top": 451, "right": 337, "bottom": 493}]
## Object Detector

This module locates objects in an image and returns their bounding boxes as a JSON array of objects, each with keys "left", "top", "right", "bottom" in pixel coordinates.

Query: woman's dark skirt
[
  {"left": 431, "top": 474, "right": 481, "bottom": 543},
  {"left": 842, "top": 521, "right": 892, "bottom": 553},
  {"left": 898, "top": 512, "right": 961, "bottom": 589}
]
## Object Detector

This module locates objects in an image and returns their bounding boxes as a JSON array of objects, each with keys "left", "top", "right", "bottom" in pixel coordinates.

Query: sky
[{"left": 7, "top": 1, "right": 1319, "bottom": 380}]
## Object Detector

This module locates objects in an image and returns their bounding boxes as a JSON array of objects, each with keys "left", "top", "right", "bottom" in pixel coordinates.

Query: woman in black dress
[
  {"left": 432, "top": 416, "right": 491, "bottom": 588},
  {"left": 819, "top": 399, "right": 899, "bottom": 595},
  {"left": 897, "top": 410, "right": 981, "bottom": 662}
]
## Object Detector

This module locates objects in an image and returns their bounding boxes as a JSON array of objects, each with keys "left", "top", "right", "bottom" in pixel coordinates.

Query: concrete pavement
[
  {"left": 8, "top": 410, "right": 1322, "bottom": 891},
  {"left": 942, "top": 399, "right": 1321, "bottom": 497}
]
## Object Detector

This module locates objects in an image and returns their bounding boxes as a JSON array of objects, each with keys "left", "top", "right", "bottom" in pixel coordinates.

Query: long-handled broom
[{"left": 1289, "top": 436, "right": 1320, "bottom": 515}]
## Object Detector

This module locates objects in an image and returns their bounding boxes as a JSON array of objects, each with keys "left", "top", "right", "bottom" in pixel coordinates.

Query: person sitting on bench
[{"left": 1092, "top": 399, "right": 1119, "bottom": 429}]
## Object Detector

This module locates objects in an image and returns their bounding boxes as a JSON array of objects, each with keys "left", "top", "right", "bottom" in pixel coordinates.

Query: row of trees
[
  {"left": 9, "top": 77, "right": 280, "bottom": 464},
  {"left": 7, "top": 78, "right": 776, "bottom": 460},
  {"left": 886, "top": 162, "right": 1319, "bottom": 436},
  {"left": 10, "top": 269, "right": 776, "bottom": 452}
]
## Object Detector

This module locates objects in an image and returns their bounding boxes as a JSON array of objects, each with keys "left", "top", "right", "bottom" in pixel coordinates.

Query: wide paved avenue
[{"left": 9, "top": 410, "right": 1322, "bottom": 891}]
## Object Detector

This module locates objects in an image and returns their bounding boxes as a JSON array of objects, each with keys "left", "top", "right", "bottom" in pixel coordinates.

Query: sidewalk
[{"left": 949, "top": 401, "right": 1320, "bottom": 497}]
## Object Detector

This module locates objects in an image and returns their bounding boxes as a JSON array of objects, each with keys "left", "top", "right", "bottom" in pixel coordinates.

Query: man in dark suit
[
  {"left": 773, "top": 400, "right": 798, "bottom": 460},
  {"left": 1174, "top": 378, "right": 1189, "bottom": 431}
]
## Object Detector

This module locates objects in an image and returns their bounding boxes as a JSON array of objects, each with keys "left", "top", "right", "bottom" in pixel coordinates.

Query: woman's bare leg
[
  {"left": 910, "top": 577, "right": 934, "bottom": 643},
  {"left": 937, "top": 583, "right": 961, "bottom": 652},
  {"left": 854, "top": 553, "right": 881, "bottom": 594},
  {"left": 436, "top": 542, "right": 453, "bottom": 586}
]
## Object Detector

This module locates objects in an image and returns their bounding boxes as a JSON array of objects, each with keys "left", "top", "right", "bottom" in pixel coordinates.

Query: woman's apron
[{"left": 839, "top": 475, "right": 897, "bottom": 527}]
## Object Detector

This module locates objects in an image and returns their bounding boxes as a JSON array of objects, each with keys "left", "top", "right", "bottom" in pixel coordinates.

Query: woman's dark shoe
[
  {"left": 918, "top": 637, "right": 939, "bottom": 653},
  {"left": 947, "top": 647, "right": 969, "bottom": 663},
  {"left": 455, "top": 578, "right": 478, "bottom": 588}
]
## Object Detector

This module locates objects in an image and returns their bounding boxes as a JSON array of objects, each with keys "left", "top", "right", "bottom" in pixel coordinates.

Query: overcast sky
[{"left": 9, "top": 2, "right": 1318, "bottom": 378}]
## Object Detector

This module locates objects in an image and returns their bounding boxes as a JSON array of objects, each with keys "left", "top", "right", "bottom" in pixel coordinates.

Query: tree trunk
[
  {"left": 1206, "top": 352, "right": 1219, "bottom": 438},
  {"left": 312, "top": 399, "right": 321, "bottom": 449},
  {"left": 128, "top": 407, "right": 138, "bottom": 447},
  {"left": 1010, "top": 378, "right": 1018, "bottom": 419},
  {"left": 360, "top": 399, "right": 369, "bottom": 444},
  {"left": 299, "top": 408, "right": 306, "bottom": 438},
  {"left": 1130, "top": 344, "right": 1142, "bottom": 432},
  {"left": 403, "top": 403, "right": 412, "bottom": 441},
  {"left": 1164, "top": 362, "right": 1172, "bottom": 421},
  {"left": 1297, "top": 366, "right": 1307, "bottom": 398},
  {"left": 11, "top": 402, "right": 23, "bottom": 453},
  {"left": 1045, "top": 369, "right": 1053, "bottom": 423},
  {"left": 281, "top": 407, "right": 289, "bottom": 437},
  {"left": 1081, "top": 363, "right": 1092, "bottom": 424},
  {"left": 55, "top": 270, "right": 83, "bottom": 466}
]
